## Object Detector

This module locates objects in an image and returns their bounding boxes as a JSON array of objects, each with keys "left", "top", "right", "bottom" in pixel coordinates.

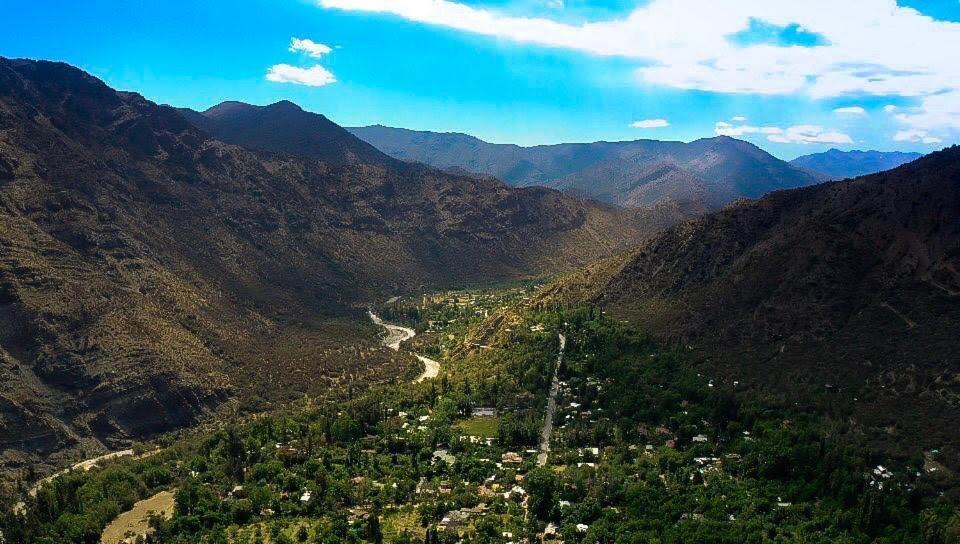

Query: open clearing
[
  {"left": 458, "top": 416, "right": 500, "bottom": 438},
  {"left": 100, "top": 490, "right": 175, "bottom": 544}
]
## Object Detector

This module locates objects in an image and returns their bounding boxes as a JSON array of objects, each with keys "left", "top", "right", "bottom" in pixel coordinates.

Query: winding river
[{"left": 368, "top": 310, "right": 440, "bottom": 382}]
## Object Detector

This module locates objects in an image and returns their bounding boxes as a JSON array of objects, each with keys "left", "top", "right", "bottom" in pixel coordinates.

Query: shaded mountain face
[
  {"left": 178, "top": 101, "right": 393, "bottom": 166},
  {"left": 547, "top": 146, "right": 960, "bottom": 466},
  {"left": 349, "top": 125, "right": 821, "bottom": 209},
  {"left": 0, "top": 58, "right": 656, "bottom": 469},
  {"left": 790, "top": 148, "right": 924, "bottom": 180}
]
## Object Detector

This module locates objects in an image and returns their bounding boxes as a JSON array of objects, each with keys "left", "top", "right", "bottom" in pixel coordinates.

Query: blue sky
[{"left": 3, "top": 0, "right": 959, "bottom": 160}]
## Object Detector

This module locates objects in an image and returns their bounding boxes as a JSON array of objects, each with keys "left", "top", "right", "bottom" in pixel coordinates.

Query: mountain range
[
  {"left": 790, "top": 148, "right": 924, "bottom": 180},
  {"left": 1, "top": 55, "right": 952, "bottom": 476},
  {"left": 0, "top": 58, "right": 658, "bottom": 470},
  {"left": 348, "top": 125, "right": 823, "bottom": 209},
  {"left": 547, "top": 146, "right": 960, "bottom": 464}
]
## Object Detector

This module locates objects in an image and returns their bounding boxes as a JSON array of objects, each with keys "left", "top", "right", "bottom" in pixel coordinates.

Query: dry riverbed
[{"left": 369, "top": 310, "right": 440, "bottom": 381}]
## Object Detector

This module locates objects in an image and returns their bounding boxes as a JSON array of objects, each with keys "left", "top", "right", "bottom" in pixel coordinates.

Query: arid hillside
[
  {"left": 547, "top": 147, "right": 960, "bottom": 466},
  {"left": 0, "top": 58, "right": 658, "bottom": 471}
]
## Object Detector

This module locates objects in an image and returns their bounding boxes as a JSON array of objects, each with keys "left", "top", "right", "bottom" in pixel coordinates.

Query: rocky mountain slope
[
  {"left": 178, "top": 101, "right": 392, "bottom": 167},
  {"left": 0, "top": 58, "right": 656, "bottom": 470},
  {"left": 349, "top": 125, "right": 821, "bottom": 209},
  {"left": 547, "top": 147, "right": 960, "bottom": 465},
  {"left": 790, "top": 148, "right": 924, "bottom": 179}
]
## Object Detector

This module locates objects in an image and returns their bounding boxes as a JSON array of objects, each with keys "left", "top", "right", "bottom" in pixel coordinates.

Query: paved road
[
  {"left": 369, "top": 310, "right": 441, "bottom": 382},
  {"left": 537, "top": 333, "right": 566, "bottom": 466}
]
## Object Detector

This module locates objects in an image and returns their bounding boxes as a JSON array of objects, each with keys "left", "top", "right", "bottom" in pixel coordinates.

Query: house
[
  {"left": 432, "top": 449, "right": 456, "bottom": 464},
  {"left": 504, "top": 485, "right": 527, "bottom": 500},
  {"left": 692, "top": 434, "right": 709, "bottom": 443},
  {"left": 472, "top": 407, "right": 497, "bottom": 417},
  {"left": 502, "top": 452, "right": 523, "bottom": 464},
  {"left": 439, "top": 505, "right": 487, "bottom": 532}
]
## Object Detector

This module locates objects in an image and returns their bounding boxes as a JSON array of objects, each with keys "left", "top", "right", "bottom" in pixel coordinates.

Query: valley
[
  {"left": 0, "top": 57, "right": 653, "bottom": 475},
  {"left": 4, "top": 287, "right": 957, "bottom": 543},
  {"left": 0, "top": 51, "right": 957, "bottom": 544}
]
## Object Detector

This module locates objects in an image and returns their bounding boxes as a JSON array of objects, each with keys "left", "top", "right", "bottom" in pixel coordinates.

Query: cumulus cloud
[
  {"left": 318, "top": 0, "right": 960, "bottom": 134},
  {"left": 834, "top": 106, "right": 865, "bottom": 115},
  {"left": 289, "top": 37, "right": 333, "bottom": 58},
  {"left": 266, "top": 64, "right": 337, "bottom": 86},
  {"left": 715, "top": 121, "right": 852, "bottom": 144},
  {"left": 630, "top": 118, "right": 670, "bottom": 128},
  {"left": 883, "top": 105, "right": 898, "bottom": 113},
  {"left": 893, "top": 129, "right": 942, "bottom": 144},
  {"left": 893, "top": 91, "right": 960, "bottom": 131},
  {"left": 732, "top": 115, "right": 748, "bottom": 122}
]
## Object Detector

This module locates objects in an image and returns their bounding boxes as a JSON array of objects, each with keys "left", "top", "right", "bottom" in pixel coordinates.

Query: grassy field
[{"left": 457, "top": 416, "right": 499, "bottom": 438}]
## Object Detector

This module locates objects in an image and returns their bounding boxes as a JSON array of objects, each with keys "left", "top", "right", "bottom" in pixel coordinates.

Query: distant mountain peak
[
  {"left": 790, "top": 148, "right": 924, "bottom": 180},
  {"left": 202, "top": 100, "right": 252, "bottom": 117},
  {"left": 184, "top": 99, "right": 391, "bottom": 165}
]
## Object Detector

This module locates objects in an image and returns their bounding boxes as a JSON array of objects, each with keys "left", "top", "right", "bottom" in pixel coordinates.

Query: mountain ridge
[
  {"left": 177, "top": 100, "right": 394, "bottom": 167},
  {"left": 348, "top": 125, "right": 822, "bottom": 209},
  {"left": 789, "top": 148, "right": 924, "bottom": 179}
]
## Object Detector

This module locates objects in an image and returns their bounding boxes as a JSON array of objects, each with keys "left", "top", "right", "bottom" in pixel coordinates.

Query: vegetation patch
[{"left": 456, "top": 417, "right": 499, "bottom": 439}]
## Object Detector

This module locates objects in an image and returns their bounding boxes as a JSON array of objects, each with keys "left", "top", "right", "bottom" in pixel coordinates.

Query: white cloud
[
  {"left": 266, "top": 64, "right": 337, "bottom": 86},
  {"left": 714, "top": 121, "right": 780, "bottom": 137},
  {"left": 883, "top": 105, "right": 898, "bottom": 113},
  {"left": 894, "top": 90, "right": 960, "bottom": 131},
  {"left": 715, "top": 121, "right": 852, "bottom": 144},
  {"left": 893, "top": 129, "right": 942, "bottom": 144},
  {"left": 289, "top": 37, "right": 333, "bottom": 58},
  {"left": 319, "top": 0, "right": 960, "bottom": 133},
  {"left": 770, "top": 125, "right": 854, "bottom": 144},
  {"left": 833, "top": 106, "right": 865, "bottom": 115},
  {"left": 630, "top": 118, "right": 670, "bottom": 129},
  {"left": 732, "top": 115, "right": 747, "bottom": 122}
]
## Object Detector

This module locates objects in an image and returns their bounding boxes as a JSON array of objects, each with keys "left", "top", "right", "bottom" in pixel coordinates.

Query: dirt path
[
  {"left": 32, "top": 449, "right": 136, "bottom": 496},
  {"left": 880, "top": 301, "right": 917, "bottom": 329},
  {"left": 369, "top": 310, "right": 440, "bottom": 382},
  {"left": 100, "top": 489, "right": 175, "bottom": 544},
  {"left": 15, "top": 449, "right": 162, "bottom": 515},
  {"left": 537, "top": 333, "right": 566, "bottom": 466},
  {"left": 14, "top": 449, "right": 144, "bottom": 515}
]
